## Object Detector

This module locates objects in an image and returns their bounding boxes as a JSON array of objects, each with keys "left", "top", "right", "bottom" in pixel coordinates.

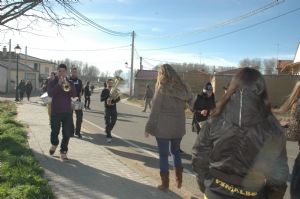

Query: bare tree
[
  {"left": 0, "top": 0, "right": 79, "bottom": 32},
  {"left": 113, "top": 69, "right": 123, "bottom": 77},
  {"left": 239, "top": 58, "right": 261, "bottom": 71},
  {"left": 239, "top": 58, "right": 251, "bottom": 68},
  {"left": 263, "top": 58, "right": 276, "bottom": 75}
]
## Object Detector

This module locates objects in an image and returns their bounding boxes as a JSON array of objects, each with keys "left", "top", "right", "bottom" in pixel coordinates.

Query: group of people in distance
[
  {"left": 44, "top": 62, "right": 299, "bottom": 199},
  {"left": 18, "top": 79, "right": 33, "bottom": 101}
]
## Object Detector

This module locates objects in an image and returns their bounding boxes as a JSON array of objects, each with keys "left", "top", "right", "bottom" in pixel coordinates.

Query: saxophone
[
  {"left": 61, "top": 77, "right": 71, "bottom": 92},
  {"left": 107, "top": 76, "right": 124, "bottom": 105}
]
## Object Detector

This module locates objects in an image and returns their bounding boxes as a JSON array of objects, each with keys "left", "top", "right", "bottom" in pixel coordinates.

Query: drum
[
  {"left": 40, "top": 92, "right": 52, "bottom": 104},
  {"left": 71, "top": 101, "right": 84, "bottom": 110}
]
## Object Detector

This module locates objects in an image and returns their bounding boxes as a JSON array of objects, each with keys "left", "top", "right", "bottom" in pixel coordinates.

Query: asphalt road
[{"left": 82, "top": 91, "right": 297, "bottom": 198}]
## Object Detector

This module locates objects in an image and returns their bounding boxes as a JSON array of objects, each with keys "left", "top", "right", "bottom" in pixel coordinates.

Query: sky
[{"left": 1, "top": 0, "right": 300, "bottom": 75}]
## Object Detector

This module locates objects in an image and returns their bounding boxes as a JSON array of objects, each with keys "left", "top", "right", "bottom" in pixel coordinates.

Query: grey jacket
[{"left": 145, "top": 87, "right": 190, "bottom": 139}]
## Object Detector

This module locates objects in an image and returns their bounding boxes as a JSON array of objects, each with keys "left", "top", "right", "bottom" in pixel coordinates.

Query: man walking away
[
  {"left": 84, "top": 81, "right": 91, "bottom": 109},
  {"left": 18, "top": 80, "right": 26, "bottom": 101},
  {"left": 142, "top": 84, "right": 153, "bottom": 112}
]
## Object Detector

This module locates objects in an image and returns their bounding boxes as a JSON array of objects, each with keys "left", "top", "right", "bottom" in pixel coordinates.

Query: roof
[
  {"left": 215, "top": 67, "right": 242, "bottom": 75},
  {"left": 19, "top": 53, "right": 55, "bottom": 64},
  {"left": 135, "top": 70, "right": 158, "bottom": 79},
  {"left": 185, "top": 69, "right": 209, "bottom": 75},
  {"left": 277, "top": 60, "right": 293, "bottom": 71},
  {"left": 281, "top": 61, "right": 300, "bottom": 73},
  {"left": 0, "top": 51, "right": 55, "bottom": 64},
  {"left": 0, "top": 61, "right": 36, "bottom": 72}
]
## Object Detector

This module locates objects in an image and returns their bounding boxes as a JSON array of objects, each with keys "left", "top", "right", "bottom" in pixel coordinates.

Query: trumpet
[
  {"left": 107, "top": 76, "right": 124, "bottom": 105},
  {"left": 61, "top": 77, "right": 71, "bottom": 92}
]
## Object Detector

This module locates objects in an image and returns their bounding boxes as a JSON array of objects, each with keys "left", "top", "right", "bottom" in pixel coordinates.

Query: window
[
  {"left": 45, "top": 67, "right": 49, "bottom": 74},
  {"left": 34, "top": 63, "right": 39, "bottom": 71}
]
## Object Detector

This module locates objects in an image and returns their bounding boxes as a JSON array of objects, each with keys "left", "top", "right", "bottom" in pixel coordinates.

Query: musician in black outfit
[
  {"left": 69, "top": 66, "right": 83, "bottom": 138},
  {"left": 100, "top": 79, "right": 120, "bottom": 143}
]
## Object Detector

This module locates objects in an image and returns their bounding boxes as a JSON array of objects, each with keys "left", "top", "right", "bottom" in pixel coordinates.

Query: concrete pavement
[{"left": 0, "top": 96, "right": 183, "bottom": 199}]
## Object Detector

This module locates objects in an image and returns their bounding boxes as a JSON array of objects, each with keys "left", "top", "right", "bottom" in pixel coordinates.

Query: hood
[{"left": 223, "top": 87, "right": 268, "bottom": 127}]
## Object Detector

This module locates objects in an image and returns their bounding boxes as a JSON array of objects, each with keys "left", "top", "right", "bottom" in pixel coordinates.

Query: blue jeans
[{"left": 156, "top": 138, "right": 182, "bottom": 173}]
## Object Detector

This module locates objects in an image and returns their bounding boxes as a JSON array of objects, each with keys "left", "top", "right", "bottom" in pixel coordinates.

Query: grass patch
[{"left": 0, "top": 101, "right": 54, "bottom": 199}]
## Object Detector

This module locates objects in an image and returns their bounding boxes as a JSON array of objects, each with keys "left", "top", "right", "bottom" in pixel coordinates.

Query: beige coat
[{"left": 145, "top": 87, "right": 190, "bottom": 139}]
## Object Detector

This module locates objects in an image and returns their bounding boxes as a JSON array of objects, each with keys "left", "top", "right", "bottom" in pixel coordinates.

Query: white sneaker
[{"left": 106, "top": 138, "right": 112, "bottom": 143}]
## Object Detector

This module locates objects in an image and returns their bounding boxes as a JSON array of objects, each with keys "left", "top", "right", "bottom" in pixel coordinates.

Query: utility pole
[
  {"left": 140, "top": 57, "right": 143, "bottom": 70},
  {"left": 7, "top": 39, "right": 12, "bottom": 93},
  {"left": 130, "top": 31, "right": 135, "bottom": 96}
]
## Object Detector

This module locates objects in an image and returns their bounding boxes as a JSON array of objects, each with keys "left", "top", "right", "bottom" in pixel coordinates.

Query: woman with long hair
[
  {"left": 274, "top": 81, "right": 300, "bottom": 142},
  {"left": 145, "top": 64, "right": 192, "bottom": 191},
  {"left": 192, "top": 67, "right": 289, "bottom": 199},
  {"left": 275, "top": 81, "right": 300, "bottom": 199}
]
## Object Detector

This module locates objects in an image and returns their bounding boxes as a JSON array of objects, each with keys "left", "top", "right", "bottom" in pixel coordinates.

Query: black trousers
[
  {"left": 71, "top": 109, "right": 83, "bottom": 136},
  {"left": 84, "top": 96, "right": 90, "bottom": 108},
  {"left": 26, "top": 91, "right": 31, "bottom": 101},
  {"left": 19, "top": 91, "right": 24, "bottom": 101},
  {"left": 50, "top": 112, "right": 72, "bottom": 153},
  {"left": 104, "top": 108, "right": 117, "bottom": 138}
]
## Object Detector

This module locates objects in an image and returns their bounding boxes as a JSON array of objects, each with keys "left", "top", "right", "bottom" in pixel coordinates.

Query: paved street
[
  {"left": 12, "top": 97, "right": 192, "bottom": 199},
  {"left": 84, "top": 92, "right": 297, "bottom": 199},
  {"left": 1, "top": 92, "right": 297, "bottom": 199}
]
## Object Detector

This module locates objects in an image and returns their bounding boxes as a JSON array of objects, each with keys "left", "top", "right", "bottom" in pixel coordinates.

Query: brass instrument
[
  {"left": 62, "top": 77, "right": 71, "bottom": 92},
  {"left": 107, "top": 76, "right": 124, "bottom": 105}
]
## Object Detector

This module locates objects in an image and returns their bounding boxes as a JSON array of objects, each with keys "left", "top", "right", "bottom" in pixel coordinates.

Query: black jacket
[
  {"left": 69, "top": 77, "right": 83, "bottom": 98},
  {"left": 84, "top": 85, "right": 91, "bottom": 97},
  {"left": 192, "top": 92, "right": 215, "bottom": 122},
  {"left": 192, "top": 87, "right": 289, "bottom": 199},
  {"left": 100, "top": 88, "right": 120, "bottom": 109}
]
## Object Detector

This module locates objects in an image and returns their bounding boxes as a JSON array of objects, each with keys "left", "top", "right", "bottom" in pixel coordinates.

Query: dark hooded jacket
[{"left": 192, "top": 86, "right": 289, "bottom": 199}]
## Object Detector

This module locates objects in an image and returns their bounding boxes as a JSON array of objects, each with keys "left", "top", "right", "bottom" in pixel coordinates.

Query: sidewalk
[{"left": 7, "top": 97, "right": 182, "bottom": 199}]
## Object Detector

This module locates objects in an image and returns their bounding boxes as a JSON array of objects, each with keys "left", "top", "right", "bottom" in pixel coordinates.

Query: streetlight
[{"left": 14, "top": 44, "right": 21, "bottom": 102}]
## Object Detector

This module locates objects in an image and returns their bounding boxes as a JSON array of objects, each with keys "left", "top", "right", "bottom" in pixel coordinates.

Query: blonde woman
[
  {"left": 275, "top": 81, "right": 300, "bottom": 199},
  {"left": 192, "top": 68, "right": 288, "bottom": 199},
  {"left": 145, "top": 64, "right": 192, "bottom": 191},
  {"left": 275, "top": 81, "right": 300, "bottom": 143}
]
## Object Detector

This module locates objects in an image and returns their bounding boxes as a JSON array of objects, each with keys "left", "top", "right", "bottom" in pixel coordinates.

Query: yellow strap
[{"left": 204, "top": 194, "right": 208, "bottom": 199}]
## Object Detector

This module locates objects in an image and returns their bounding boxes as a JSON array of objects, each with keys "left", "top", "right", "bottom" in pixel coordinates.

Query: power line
[
  {"left": 27, "top": 45, "right": 131, "bottom": 52},
  {"left": 57, "top": 0, "right": 131, "bottom": 37},
  {"left": 138, "top": 0, "right": 285, "bottom": 39},
  {"left": 138, "top": 7, "right": 300, "bottom": 51},
  {"left": 143, "top": 57, "right": 178, "bottom": 64}
]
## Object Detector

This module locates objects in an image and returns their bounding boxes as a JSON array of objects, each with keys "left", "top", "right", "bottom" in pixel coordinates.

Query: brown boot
[
  {"left": 158, "top": 172, "right": 169, "bottom": 191},
  {"left": 175, "top": 167, "right": 183, "bottom": 188}
]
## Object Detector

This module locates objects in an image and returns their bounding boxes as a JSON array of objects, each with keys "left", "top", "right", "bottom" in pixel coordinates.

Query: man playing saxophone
[
  {"left": 100, "top": 78, "right": 121, "bottom": 143},
  {"left": 47, "top": 64, "right": 76, "bottom": 160}
]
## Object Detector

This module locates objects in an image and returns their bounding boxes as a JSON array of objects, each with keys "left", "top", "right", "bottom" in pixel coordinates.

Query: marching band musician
[
  {"left": 100, "top": 79, "right": 121, "bottom": 143},
  {"left": 69, "top": 66, "right": 84, "bottom": 138},
  {"left": 48, "top": 64, "right": 76, "bottom": 160}
]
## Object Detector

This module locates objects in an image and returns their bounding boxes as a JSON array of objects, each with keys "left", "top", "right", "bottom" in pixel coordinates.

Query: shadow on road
[
  {"left": 32, "top": 149, "right": 182, "bottom": 199},
  {"left": 79, "top": 131, "right": 193, "bottom": 172}
]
